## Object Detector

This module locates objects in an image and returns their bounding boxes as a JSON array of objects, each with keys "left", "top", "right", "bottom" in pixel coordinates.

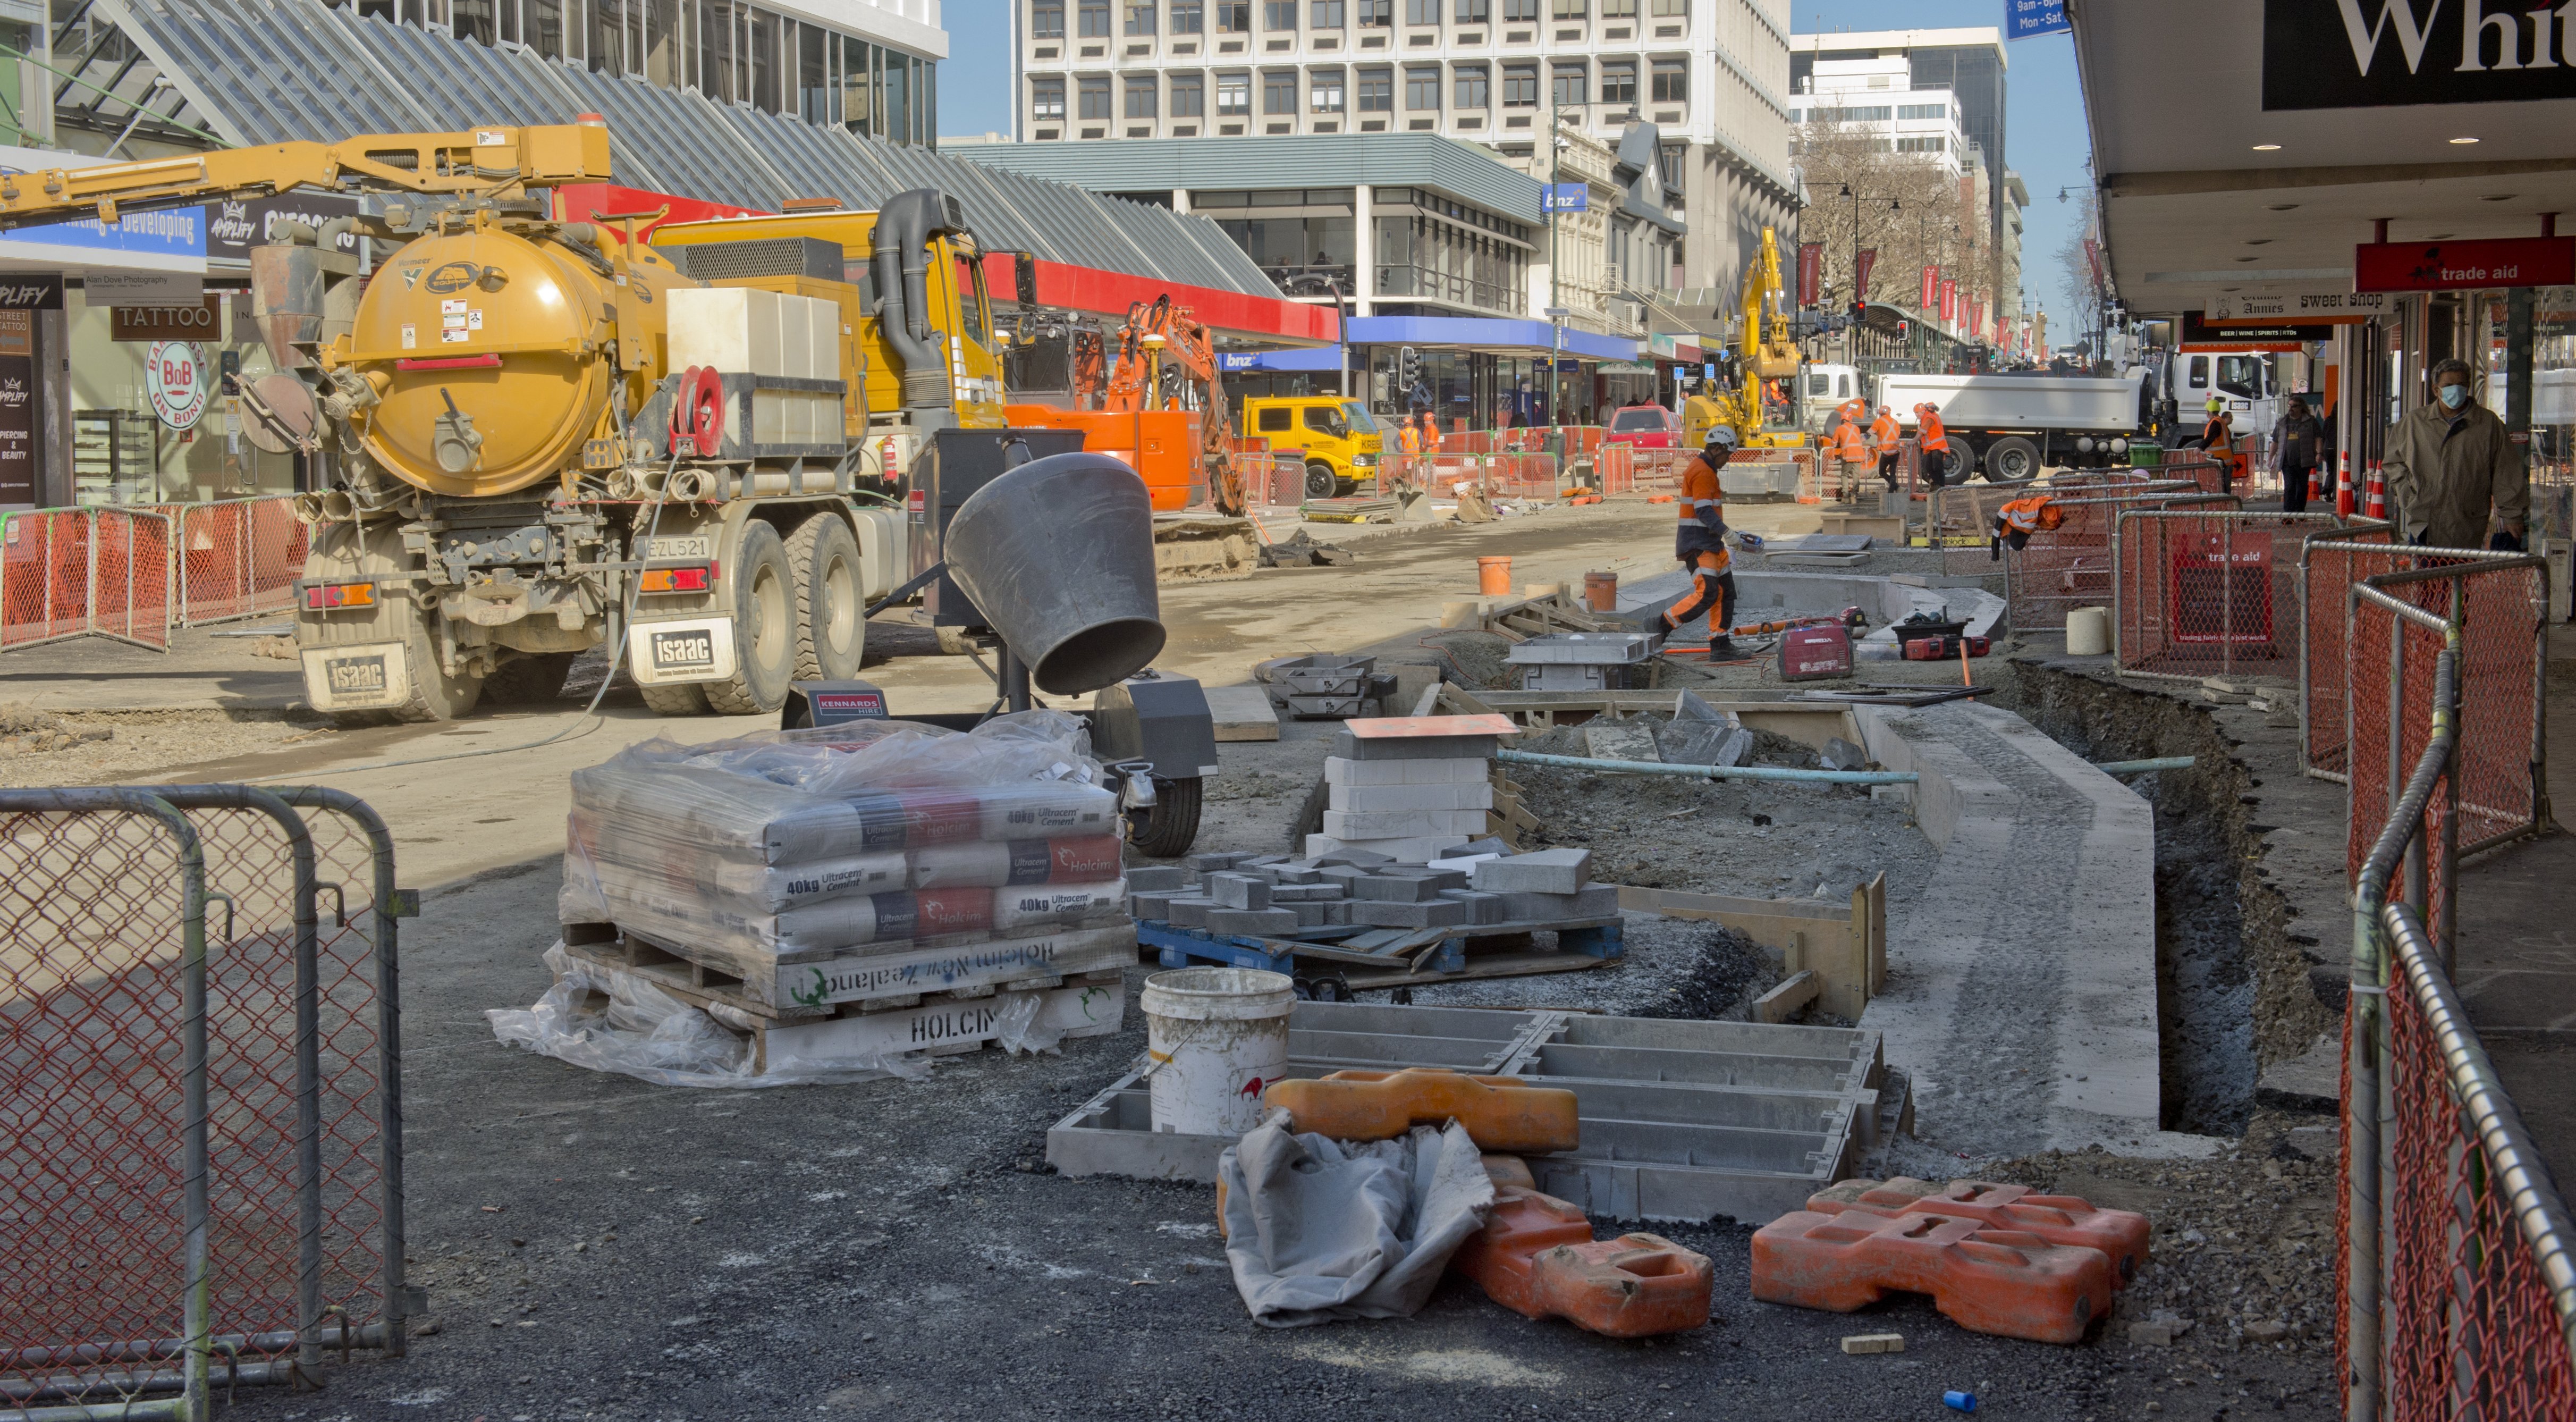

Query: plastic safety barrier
[
  {"left": 1263, "top": 1066, "right": 1579, "bottom": 1154},
  {"left": 2114, "top": 510, "right": 2350, "bottom": 683},
  {"left": 1804, "top": 1177, "right": 2150, "bottom": 1284},
  {"left": 0, "top": 507, "right": 173, "bottom": 651},
  {"left": 1751, "top": 1207, "right": 2117, "bottom": 1345},
  {"left": 1449, "top": 1185, "right": 1714, "bottom": 1337}
]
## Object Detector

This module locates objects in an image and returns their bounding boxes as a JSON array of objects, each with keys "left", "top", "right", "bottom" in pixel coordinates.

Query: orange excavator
[{"left": 1008, "top": 295, "right": 1246, "bottom": 516}]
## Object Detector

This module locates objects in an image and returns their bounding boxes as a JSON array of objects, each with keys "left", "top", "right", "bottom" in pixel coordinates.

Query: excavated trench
[{"left": 1982, "top": 661, "right": 2333, "bottom": 1137}]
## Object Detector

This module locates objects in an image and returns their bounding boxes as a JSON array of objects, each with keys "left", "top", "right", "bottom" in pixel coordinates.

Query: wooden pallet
[{"left": 560, "top": 920, "right": 1130, "bottom": 1022}]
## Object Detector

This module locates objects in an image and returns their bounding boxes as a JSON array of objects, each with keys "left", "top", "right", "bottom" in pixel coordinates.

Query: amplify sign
[
  {"left": 2264, "top": 0, "right": 2576, "bottom": 109},
  {"left": 2354, "top": 236, "right": 2576, "bottom": 291}
]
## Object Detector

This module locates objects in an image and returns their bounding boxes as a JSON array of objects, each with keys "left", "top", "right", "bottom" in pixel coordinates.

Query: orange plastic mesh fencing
[
  {"left": 1481, "top": 452, "right": 1563, "bottom": 501},
  {"left": 2001, "top": 490, "right": 2235, "bottom": 631},
  {"left": 0, "top": 804, "right": 199, "bottom": 1402},
  {"left": 2114, "top": 511, "right": 2345, "bottom": 681},
  {"left": 171, "top": 497, "right": 309, "bottom": 627},
  {"left": 93, "top": 510, "right": 173, "bottom": 650},
  {"left": 1597, "top": 443, "right": 1634, "bottom": 495},
  {"left": 2298, "top": 528, "right": 2398, "bottom": 781},
  {"left": 1254, "top": 454, "right": 1306, "bottom": 508},
  {"left": 0, "top": 509, "right": 175, "bottom": 652}
]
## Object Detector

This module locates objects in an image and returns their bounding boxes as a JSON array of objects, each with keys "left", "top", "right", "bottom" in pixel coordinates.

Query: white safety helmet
[{"left": 1705, "top": 425, "right": 1739, "bottom": 449}]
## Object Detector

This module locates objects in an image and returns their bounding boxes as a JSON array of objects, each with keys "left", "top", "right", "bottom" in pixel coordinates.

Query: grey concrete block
[
  {"left": 1320, "top": 865, "right": 1371, "bottom": 893},
  {"left": 1321, "top": 808, "right": 1490, "bottom": 839},
  {"left": 1438, "top": 888, "right": 1507, "bottom": 925},
  {"left": 1184, "top": 851, "right": 1251, "bottom": 872},
  {"left": 1163, "top": 896, "right": 1217, "bottom": 928},
  {"left": 1498, "top": 885, "right": 1621, "bottom": 922},
  {"left": 1206, "top": 907, "right": 1299, "bottom": 937},
  {"left": 1274, "top": 883, "right": 1340, "bottom": 902},
  {"left": 1329, "top": 731, "right": 1500, "bottom": 762},
  {"left": 1289, "top": 900, "right": 1331, "bottom": 928},
  {"left": 1352, "top": 874, "right": 1437, "bottom": 902},
  {"left": 1321, "top": 897, "right": 1353, "bottom": 925},
  {"left": 1129, "top": 891, "right": 1180, "bottom": 921},
  {"left": 1272, "top": 866, "right": 1323, "bottom": 885},
  {"left": 1331, "top": 781, "right": 1496, "bottom": 813},
  {"left": 1311, "top": 846, "right": 1398, "bottom": 868},
  {"left": 1206, "top": 873, "right": 1271, "bottom": 911},
  {"left": 1408, "top": 868, "right": 1469, "bottom": 893},
  {"left": 1125, "top": 865, "right": 1188, "bottom": 893},
  {"left": 1351, "top": 897, "right": 1470, "bottom": 929},
  {"left": 1471, "top": 847, "right": 1594, "bottom": 895}
]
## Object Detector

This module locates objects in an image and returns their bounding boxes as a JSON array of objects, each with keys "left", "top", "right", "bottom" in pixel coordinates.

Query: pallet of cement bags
[{"left": 494, "top": 711, "right": 1136, "bottom": 1087}]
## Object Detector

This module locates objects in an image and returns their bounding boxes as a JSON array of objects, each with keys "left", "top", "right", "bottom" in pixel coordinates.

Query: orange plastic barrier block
[
  {"left": 1481, "top": 1154, "right": 1536, "bottom": 1191},
  {"left": 1451, "top": 1187, "right": 1714, "bottom": 1338},
  {"left": 1805, "top": 1177, "right": 2151, "bottom": 1285},
  {"left": 1263, "top": 1067, "right": 1579, "bottom": 1155},
  {"left": 1750, "top": 1208, "right": 2115, "bottom": 1345}
]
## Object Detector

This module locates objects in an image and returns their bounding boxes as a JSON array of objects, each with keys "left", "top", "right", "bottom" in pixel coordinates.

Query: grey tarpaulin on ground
[{"left": 1217, "top": 1115, "right": 1496, "bottom": 1327}]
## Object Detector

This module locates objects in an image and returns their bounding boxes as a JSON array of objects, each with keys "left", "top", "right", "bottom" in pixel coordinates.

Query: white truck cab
[{"left": 1801, "top": 363, "right": 1864, "bottom": 434}]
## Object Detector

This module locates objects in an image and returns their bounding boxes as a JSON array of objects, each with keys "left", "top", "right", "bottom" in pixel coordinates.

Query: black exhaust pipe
[{"left": 871, "top": 188, "right": 972, "bottom": 410}]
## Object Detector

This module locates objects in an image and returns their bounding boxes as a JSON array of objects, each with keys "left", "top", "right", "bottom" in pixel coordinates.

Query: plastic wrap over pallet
[{"left": 560, "top": 712, "right": 1132, "bottom": 974}]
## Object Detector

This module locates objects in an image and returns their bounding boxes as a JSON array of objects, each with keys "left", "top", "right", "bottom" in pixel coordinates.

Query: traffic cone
[
  {"left": 2364, "top": 460, "right": 2387, "bottom": 520},
  {"left": 2336, "top": 450, "right": 2353, "bottom": 518}
]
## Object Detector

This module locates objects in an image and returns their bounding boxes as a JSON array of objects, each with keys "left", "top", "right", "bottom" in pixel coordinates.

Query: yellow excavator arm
[
  {"left": 1707, "top": 227, "right": 1804, "bottom": 448},
  {"left": 0, "top": 123, "right": 612, "bottom": 230}
]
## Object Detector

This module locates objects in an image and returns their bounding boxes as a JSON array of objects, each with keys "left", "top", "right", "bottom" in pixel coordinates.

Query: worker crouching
[
  {"left": 1658, "top": 427, "right": 1741, "bottom": 654},
  {"left": 1990, "top": 494, "right": 2064, "bottom": 561}
]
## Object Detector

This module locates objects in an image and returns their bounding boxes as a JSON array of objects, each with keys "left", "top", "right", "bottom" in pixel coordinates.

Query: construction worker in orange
[
  {"left": 1990, "top": 493, "right": 2065, "bottom": 560},
  {"left": 1831, "top": 417, "right": 1870, "bottom": 502},
  {"left": 1418, "top": 409, "right": 1441, "bottom": 454},
  {"left": 1835, "top": 394, "right": 1869, "bottom": 435},
  {"left": 1869, "top": 405, "right": 1903, "bottom": 489},
  {"left": 1915, "top": 402, "right": 1954, "bottom": 488},
  {"left": 1657, "top": 426, "right": 1741, "bottom": 656},
  {"left": 1397, "top": 418, "right": 1422, "bottom": 456}
]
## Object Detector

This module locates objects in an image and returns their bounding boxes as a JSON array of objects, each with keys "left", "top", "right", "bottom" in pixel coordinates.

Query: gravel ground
[{"left": 0, "top": 703, "right": 340, "bottom": 787}]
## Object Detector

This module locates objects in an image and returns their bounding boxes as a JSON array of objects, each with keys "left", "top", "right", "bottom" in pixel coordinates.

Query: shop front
[{"left": 1342, "top": 316, "right": 1635, "bottom": 431}]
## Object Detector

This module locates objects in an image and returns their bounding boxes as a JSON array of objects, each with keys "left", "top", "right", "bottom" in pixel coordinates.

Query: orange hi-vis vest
[
  {"left": 1917, "top": 409, "right": 1951, "bottom": 452},
  {"left": 1833, "top": 423, "right": 1870, "bottom": 462},
  {"left": 1996, "top": 494, "right": 2064, "bottom": 538},
  {"left": 1869, "top": 412, "right": 1901, "bottom": 458}
]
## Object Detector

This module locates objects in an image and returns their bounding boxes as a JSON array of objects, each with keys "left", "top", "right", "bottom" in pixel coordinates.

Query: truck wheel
[
  {"left": 1125, "top": 776, "right": 1203, "bottom": 859},
  {"left": 640, "top": 682, "right": 711, "bottom": 716},
  {"left": 703, "top": 519, "right": 796, "bottom": 715},
  {"left": 786, "top": 513, "right": 865, "bottom": 681},
  {"left": 1304, "top": 462, "right": 1338, "bottom": 500},
  {"left": 483, "top": 652, "right": 575, "bottom": 704},
  {"left": 1982, "top": 436, "right": 2041, "bottom": 483},
  {"left": 298, "top": 520, "right": 483, "bottom": 725}
]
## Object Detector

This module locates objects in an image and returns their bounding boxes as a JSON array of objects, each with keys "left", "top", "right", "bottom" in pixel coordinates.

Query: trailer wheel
[
  {"left": 786, "top": 513, "right": 866, "bottom": 681},
  {"left": 1126, "top": 776, "right": 1203, "bottom": 859},
  {"left": 640, "top": 682, "right": 711, "bottom": 716},
  {"left": 703, "top": 519, "right": 796, "bottom": 715},
  {"left": 298, "top": 520, "right": 483, "bottom": 726},
  {"left": 1982, "top": 436, "right": 2041, "bottom": 483}
]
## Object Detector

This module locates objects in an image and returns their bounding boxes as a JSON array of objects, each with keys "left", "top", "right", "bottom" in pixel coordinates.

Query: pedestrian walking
[
  {"left": 2273, "top": 397, "right": 2322, "bottom": 514},
  {"left": 2382, "top": 358, "right": 2529, "bottom": 550}
]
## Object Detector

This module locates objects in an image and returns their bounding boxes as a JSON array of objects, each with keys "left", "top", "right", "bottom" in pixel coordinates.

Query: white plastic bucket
[
  {"left": 2066, "top": 605, "right": 2111, "bottom": 658},
  {"left": 1141, "top": 967, "right": 1295, "bottom": 1137}
]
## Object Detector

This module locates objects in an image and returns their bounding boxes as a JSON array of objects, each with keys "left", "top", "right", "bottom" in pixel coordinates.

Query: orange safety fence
[
  {"left": 1371, "top": 452, "right": 1566, "bottom": 501},
  {"left": 164, "top": 495, "right": 309, "bottom": 627},
  {"left": 2113, "top": 509, "right": 2350, "bottom": 682},
  {"left": 1998, "top": 489, "right": 2239, "bottom": 631},
  {"left": 0, "top": 508, "right": 173, "bottom": 651},
  {"left": 2295, "top": 524, "right": 2398, "bottom": 782}
]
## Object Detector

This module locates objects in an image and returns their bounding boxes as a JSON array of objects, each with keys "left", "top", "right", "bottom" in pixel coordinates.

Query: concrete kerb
[
  {"left": 1615, "top": 568, "right": 2001, "bottom": 642},
  {"left": 1851, "top": 701, "right": 2222, "bottom": 1160}
]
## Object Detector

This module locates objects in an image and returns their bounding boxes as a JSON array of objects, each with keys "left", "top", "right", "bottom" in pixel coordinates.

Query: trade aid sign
[
  {"left": 2354, "top": 237, "right": 2576, "bottom": 292},
  {"left": 2264, "top": 0, "right": 2576, "bottom": 108}
]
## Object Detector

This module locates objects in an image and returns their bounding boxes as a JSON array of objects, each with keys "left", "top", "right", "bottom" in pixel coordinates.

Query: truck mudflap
[
  {"left": 300, "top": 641, "right": 412, "bottom": 712},
  {"left": 629, "top": 617, "right": 738, "bottom": 685}
]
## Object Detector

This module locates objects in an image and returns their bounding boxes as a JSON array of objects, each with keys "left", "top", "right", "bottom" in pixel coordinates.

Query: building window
[
  {"left": 1405, "top": 65, "right": 1440, "bottom": 108},
  {"left": 1312, "top": 0, "right": 1343, "bottom": 23},
  {"left": 1405, "top": 0, "right": 1438, "bottom": 21},
  {"left": 1033, "top": 77, "right": 1067, "bottom": 119},
  {"left": 1265, "top": 0, "right": 1295, "bottom": 27},
  {"left": 1895, "top": 136, "right": 1946, "bottom": 153},
  {"left": 1551, "top": 58, "right": 1585, "bottom": 105},
  {"left": 1033, "top": 0, "right": 1065, "bottom": 35},
  {"left": 1599, "top": 57, "right": 1634, "bottom": 102},
  {"left": 1312, "top": 67, "right": 1346, "bottom": 111},
  {"left": 1357, "top": 0, "right": 1390, "bottom": 23},
  {"left": 1126, "top": 74, "right": 1158, "bottom": 115},
  {"left": 1648, "top": 0, "right": 1682, "bottom": 13},
  {"left": 1502, "top": 0, "right": 1534, "bottom": 17},
  {"left": 1172, "top": 0, "right": 1203, "bottom": 27},
  {"left": 1263, "top": 69, "right": 1296, "bottom": 111},
  {"left": 1550, "top": 0, "right": 1582, "bottom": 15},
  {"left": 1897, "top": 102, "right": 1945, "bottom": 120},
  {"left": 1599, "top": 0, "right": 1633, "bottom": 14},
  {"left": 1171, "top": 71, "right": 1205, "bottom": 113},
  {"left": 1359, "top": 66, "right": 1392, "bottom": 108},
  {"left": 1649, "top": 56, "right": 1685, "bottom": 102},
  {"left": 1217, "top": 0, "right": 1249, "bottom": 27},
  {"left": 1501, "top": 62, "right": 1535, "bottom": 105},
  {"left": 1454, "top": 62, "right": 1487, "bottom": 106},
  {"left": 1126, "top": 0, "right": 1155, "bottom": 31},
  {"left": 1079, "top": 0, "right": 1110, "bottom": 33},
  {"left": 1079, "top": 75, "right": 1112, "bottom": 117},
  {"left": 1454, "top": 0, "right": 1486, "bottom": 21},
  {"left": 1660, "top": 140, "right": 1684, "bottom": 199},
  {"left": 1218, "top": 71, "right": 1252, "bottom": 113}
]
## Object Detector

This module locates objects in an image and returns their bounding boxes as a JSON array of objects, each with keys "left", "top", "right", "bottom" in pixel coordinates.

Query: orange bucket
[
  {"left": 1583, "top": 571, "right": 1618, "bottom": 611},
  {"left": 1477, "top": 556, "right": 1513, "bottom": 596}
]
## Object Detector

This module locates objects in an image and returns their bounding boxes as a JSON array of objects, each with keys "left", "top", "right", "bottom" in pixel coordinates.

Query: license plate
[
  {"left": 648, "top": 535, "right": 713, "bottom": 561},
  {"left": 298, "top": 642, "right": 411, "bottom": 710},
  {"left": 649, "top": 628, "right": 718, "bottom": 672},
  {"left": 628, "top": 617, "right": 736, "bottom": 685}
]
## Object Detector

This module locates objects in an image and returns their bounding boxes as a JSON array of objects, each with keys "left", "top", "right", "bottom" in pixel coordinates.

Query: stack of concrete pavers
[
  {"left": 1306, "top": 712, "right": 1519, "bottom": 863},
  {"left": 1127, "top": 843, "right": 1618, "bottom": 937}
]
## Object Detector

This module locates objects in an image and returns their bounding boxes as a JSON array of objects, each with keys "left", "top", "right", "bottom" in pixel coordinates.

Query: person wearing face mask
[{"left": 2381, "top": 358, "right": 2529, "bottom": 551}]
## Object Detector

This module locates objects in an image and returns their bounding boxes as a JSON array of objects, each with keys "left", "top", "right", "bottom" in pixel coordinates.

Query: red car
[{"left": 1605, "top": 404, "right": 1682, "bottom": 448}]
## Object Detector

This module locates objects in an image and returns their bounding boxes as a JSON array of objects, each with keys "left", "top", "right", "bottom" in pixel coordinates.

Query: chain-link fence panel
[
  {"left": 0, "top": 509, "right": 175, "bottom": 653},
  {"left": 2000, "top": 490, "right": 2237, "bottom": 631},
  {"left": 2115, "top": 510, "right": 2346, "bottom": 680},
  {"left": 2298, "top": 526, "right": 2397, "bottom": 782},
  {"left": 167, "top": 496, "right": 309, "bottom": 628},
  {"left": 95, "top": 510, "right": 174, "bottom": 651}
]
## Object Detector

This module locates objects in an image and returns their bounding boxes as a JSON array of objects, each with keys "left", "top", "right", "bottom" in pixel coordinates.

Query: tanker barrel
[{"left": 943, "top": 452, "right": 1165, "bottom": 696}]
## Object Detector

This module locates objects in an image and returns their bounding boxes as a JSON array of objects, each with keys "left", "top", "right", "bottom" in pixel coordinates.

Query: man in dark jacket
[{"left": 2383, "top": 358, "right": 2529, "bottom": 550}]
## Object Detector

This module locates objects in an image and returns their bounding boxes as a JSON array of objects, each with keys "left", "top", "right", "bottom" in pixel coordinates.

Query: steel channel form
[
  {"left": 0, "top": 788, "right": 210, "bottom": 1422},
  {"left": 1494, "top": 747, "right": 1918, "bottom": 786},
  {"left": 2109, "top": 509, "right": 2347, "bottom": 684}
]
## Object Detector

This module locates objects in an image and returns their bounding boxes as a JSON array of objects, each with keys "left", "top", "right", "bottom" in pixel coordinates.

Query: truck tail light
[
  {"left": 303, "top": 582, "right": 375, "bottom": 610},
  {"left": 640, "top": 564, "right": 714, "bottom": 594}
]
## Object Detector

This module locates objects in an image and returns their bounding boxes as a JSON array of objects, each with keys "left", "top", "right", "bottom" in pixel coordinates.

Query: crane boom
[{"left": 0, "top": 123, "right": 612, "bottom": 230}]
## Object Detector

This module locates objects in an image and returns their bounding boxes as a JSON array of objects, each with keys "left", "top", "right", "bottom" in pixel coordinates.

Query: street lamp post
[
  {"left": 1836, "top": 181, "right": 1896, "bottom": 386},
  {"left": 1545, "top": 105, "right": 1585, "bottom": 431},
  {"left": 1285, "top": 271, "right": 1350, "bottom": 395}
]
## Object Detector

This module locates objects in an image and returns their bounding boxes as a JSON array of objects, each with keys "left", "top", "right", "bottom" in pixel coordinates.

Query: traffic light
[
  {"left": 1399, "top": 346, "right": 1421, "bottom": 387},
  {"left": 1894, "top": 319, "right": 1911, "bottom": 340}
]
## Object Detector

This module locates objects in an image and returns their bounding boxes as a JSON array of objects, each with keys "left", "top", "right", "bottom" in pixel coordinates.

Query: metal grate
[{"left": 662, "top": 236, "right": 845, "bottom": 284}]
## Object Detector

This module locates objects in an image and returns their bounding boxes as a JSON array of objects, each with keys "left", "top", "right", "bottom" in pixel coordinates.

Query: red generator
[{"left": 1780, "top": 625, "right": 1854, "bottom": 681}]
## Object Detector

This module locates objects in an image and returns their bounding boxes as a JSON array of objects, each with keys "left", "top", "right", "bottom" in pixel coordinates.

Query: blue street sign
[
  {"left": 1703, "top": 363, "right": 1718, "bottom": 379},
  {"left": 1219, "top": 352, "right": 1258, "bottom": 372},
  {"left": 2004, "top": 0, "right": 2068, "bottom": 39},
  {"left": 1541, "top": 184, "right": 1589, "bottom": 213}
]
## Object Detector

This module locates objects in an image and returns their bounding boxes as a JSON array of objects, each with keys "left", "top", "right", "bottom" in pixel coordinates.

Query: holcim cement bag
[{"left": 561, "top": 712, "right": 1131, "bottom": 965}]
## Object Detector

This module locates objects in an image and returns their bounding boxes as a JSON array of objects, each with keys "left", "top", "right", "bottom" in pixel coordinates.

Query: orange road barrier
[
  {"left": 1263, "top": 1066, "right": 1580, "bottom": 1154},
  {"left": 1805, "top": 1177, "right": 2151, "bottom": 1285},
  {"left": 1450, "top": 1185, "right": 1715, "bottom": 1337},
  {"left": 1751, "top": 1208, "right": 2117, "bottom": 1345}
]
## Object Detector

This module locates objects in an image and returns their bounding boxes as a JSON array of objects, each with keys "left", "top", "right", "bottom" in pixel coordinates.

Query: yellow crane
[{"left": 1683, "top": 228, "right": 1806, "bottom": 449}]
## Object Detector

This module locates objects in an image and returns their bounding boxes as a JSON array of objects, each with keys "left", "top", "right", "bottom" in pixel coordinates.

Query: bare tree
[
  {"left": 1792, "top": 116, "right": 1994, "bottom": 326},
  {"left": 2056, "top": 222, "right": 2106, "bottom": 360}
]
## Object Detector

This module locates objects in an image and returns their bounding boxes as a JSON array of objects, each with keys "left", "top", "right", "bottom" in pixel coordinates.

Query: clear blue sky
[{"left": 932, "top": 0, "right": 2093, "bottom": 324}]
